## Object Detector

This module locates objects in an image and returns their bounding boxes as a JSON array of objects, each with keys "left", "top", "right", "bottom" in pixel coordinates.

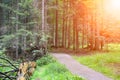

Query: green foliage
[
  {"left": 1, "top": 34, "right": 15, "bottom": 47},
  {"left": 0, "top": 0, "right": 48, "bottom": 53},
  {"left": 74, "top": 46, "right": 120, "bottom": 80},
  {"left": 41, "top": 62, "right": 83, "bottom": 80},
  {"left": 0, "top": 0, "right": 50, "bottom": 57},
  {"left": 40, "top": 33, "right": 51, "bottom": 42},
  {"left": 45, "top": 62, "right": 68, "bottom": 74},
  {"left": 31, "top": 62, "right": 83, "bottom": 80},
  {"left": 0, "top": 50, "right": 6, "bottom": 57},
  {"left": 36, "top": 55, "right": 56, "bottom": 66},
  {"left": 0, "top": 0, "right": 35, "bottom": 47},
  {"left": 31, "top": 55, "right": 84, "bottom": 80}
]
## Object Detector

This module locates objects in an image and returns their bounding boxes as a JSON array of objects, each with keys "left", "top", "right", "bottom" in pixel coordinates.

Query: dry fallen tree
[
  {"left": 0, "top": 44, "right": 46, "bottom": 80},
  {"left": 0, "top": 56, "right": 37, "bottom": 80},
  {"left": 17, "top": 61, "right": 36, "bottom": 80}
]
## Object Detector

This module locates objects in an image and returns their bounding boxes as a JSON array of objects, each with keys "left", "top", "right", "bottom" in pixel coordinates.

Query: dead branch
[
  {"left": 0, "top": 72, "right": 13, "bottom": 80},
  {"left": 0, "top": 57, "right": 18, "bottom": 69}
]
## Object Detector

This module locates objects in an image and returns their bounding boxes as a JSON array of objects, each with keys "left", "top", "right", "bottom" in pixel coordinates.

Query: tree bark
[
  {"left": 73, "top": 16, "right": 76, "bottom": 50},
  {"left": 42, "top": 0, "right": 45, "bottom": 31},
  {"left": 15, "top": 0, "right": 19, "bottom": 58},
  {"left": 55, "top": 0, "right": 58, "bottom": 48},
  {"left": 62, "top": 0, "right": 65, "bottom": 47}
]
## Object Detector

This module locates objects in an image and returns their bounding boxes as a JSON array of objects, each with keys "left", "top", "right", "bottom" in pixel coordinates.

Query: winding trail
[{"left": 52, "top": 53, "right": 113, "bottom": 80}]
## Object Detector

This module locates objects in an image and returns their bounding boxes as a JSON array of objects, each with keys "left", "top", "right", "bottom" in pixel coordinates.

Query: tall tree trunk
[
  {"left": 76, "top": 23, "right": 79, "bottom": 50},
  {"left": 15, "top": 0, "right": 19, "bottom": 58},
  {"left": 42, "top": 0, "right": 45, "bottom": 31},
  {"left": 45, "top": 0, "right": 48, "bottom": 33},
  {"left": 62, "top": 0, "right": 65, "bottom": 47},
  {"left": 71, "top": 0, "right": 76, "bottom": 50},
  {"left": 94, "top": 1, "right": 100, "bottom": 50},
  {"left": 67, "top": 17, "right": 71, "bottom": 48},
  {"left": 67, "top": 0, "right": 71, "bottom": 49},
  {"left": 100, "top": 0, "right": 104, "bottom": 50},
  {"left": 62, "top": 13, "right": 65, "bottom": 47},
  {"left": 0, "top": 0, "right": 3, "bottom": 28},
  {"left": 73, "top": 16, "right": 76, "bottom": 50},
  {"left": 82, "top": 17, "right": 85, "bottom": 48},
  {"left": 90, "top": 14, "right": 94, "bottom": 50},
  {"left": 64, "top": 17, "right": 67, "bottom": 48},
  {"left": 55, "top": 0, "right": 58, "bottom": 48}
]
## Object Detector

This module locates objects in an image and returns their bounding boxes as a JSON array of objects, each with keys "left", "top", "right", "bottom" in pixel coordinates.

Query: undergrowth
[{"left": 31, "top": 54, "right": 84, "bottom": 80}]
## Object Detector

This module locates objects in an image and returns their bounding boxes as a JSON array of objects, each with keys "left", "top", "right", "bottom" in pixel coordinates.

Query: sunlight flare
[
  {"left": 105, "top": 0, "right": 120, "bottom": 15},
  {"left": 109, "top": 0, "right": 120, "bottom": 10}
]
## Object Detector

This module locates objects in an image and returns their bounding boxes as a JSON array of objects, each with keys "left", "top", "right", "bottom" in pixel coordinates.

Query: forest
[{"left": 0, "top": 0, "right": 120, "bottom": 80}]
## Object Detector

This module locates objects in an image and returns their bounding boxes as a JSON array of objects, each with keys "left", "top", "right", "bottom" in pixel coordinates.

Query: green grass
[
  {"left": 107, "top": 43, "right": 120, "bottom": 52},
  {"left": 74, "top": 44, "right": 120, "bottom": 80},
  {"left": 31, "top": 55, "right": 84, "bottom": 80}
]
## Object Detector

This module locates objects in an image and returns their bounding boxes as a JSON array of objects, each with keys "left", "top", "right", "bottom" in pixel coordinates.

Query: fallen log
[{"left": 17, "top": 61, "right": 37, "bottom": 80}]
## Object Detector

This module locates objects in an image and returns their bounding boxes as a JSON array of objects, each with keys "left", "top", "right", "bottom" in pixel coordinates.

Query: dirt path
[{"left": 52, "top": 53, "right": 113, "bottom": 80}]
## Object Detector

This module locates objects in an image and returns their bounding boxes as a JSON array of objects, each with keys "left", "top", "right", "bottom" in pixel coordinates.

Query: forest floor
[
  {"left": 51, "top": 48, "right": 91, "bottom": 55},
  {"left": 51, "top": 48, "right": 102, "bottom": 56},
  {"left": 52, "top": 53, "right": 113, "bottom": 80}
]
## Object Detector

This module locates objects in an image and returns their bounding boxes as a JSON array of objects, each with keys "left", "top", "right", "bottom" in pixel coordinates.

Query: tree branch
[
  {"left": 0, "top": 57, "right": 18, "bottom": 69},
  {"left": 0, "top": 72, "right": 13, "bottom": 80}
]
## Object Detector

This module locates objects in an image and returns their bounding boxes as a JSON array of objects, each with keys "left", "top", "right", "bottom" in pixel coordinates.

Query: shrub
[
  {"left": 31, "top": 55, "right": 84, "bottom": 80},
  {"left": 36, "top": 54, "right": 56, "bottom": 66},
  {"left": 45, "top": 62, "right": 68, "bottom": 74}
]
